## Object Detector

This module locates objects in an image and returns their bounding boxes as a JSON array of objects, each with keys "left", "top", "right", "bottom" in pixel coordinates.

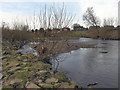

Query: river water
[
  {"left": 56, "top": 38, "right": 118, "bottom": 88},
  {"left": 18, "top": 38, "right": 118, "bottom": 88}
]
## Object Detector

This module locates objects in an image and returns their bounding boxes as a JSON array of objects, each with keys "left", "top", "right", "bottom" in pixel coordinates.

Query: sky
[{"left": 0, "top": 0, "right": 119, "bottom": 28}]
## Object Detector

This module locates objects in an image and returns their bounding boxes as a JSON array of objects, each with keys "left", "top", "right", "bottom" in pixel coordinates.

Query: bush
[{"left": 2, "top": 29, "right": 35, "bottom": 43}]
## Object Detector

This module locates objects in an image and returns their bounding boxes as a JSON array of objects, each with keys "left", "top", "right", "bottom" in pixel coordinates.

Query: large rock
[
  {"left": 38, "top": 80, "right": 42, "bottom": 83},
  {"left": 99, "top": 50, "right": 108, "bottom": 53},
  {"left": 15, "top": 63, "right": 21, "bottom": 67},
  {"left": 59, "top": 82, "right": 70, "bottom": 88},
  {"left": 38, "top": 83, "right": 53, "bottom": 88},
  {"left": 9, "top": 79, "right": 23, "bottom": 85},
  {"left": 59, "top": 82, "right": 75, "bottom": 88},
  {"left": 26, "top": 81, "right": 40, "bottom": 88},
  {"left": 54, "top": 83, "right": 61, "bottom": 88},
  {"left": 36, "top": 70, "right": 47, "bottom": 75},
  {"left": 45, "top": 78, "right": 58, "bottom": 84}
]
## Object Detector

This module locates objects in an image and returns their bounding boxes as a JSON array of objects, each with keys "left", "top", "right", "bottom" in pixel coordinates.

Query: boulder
[
  {"left": 45, "top": 77, "right": 58, "bottom": 84},
  {"left": 9, "top": 79, "right": 23, "bottom": 85},
  {"left": 38, "top": 83, "right": 53, "bottom": 88},
  {"left": 38, "top": 80, "right": 42, "bottom": 83},
  {"left": 59, "top": 82, "right": 70, "bottom": 88},
  {"left": 99, "top": 50, "right": 108, "bottom": 53},
  {"left": 26, "top": 81, "right": 40, "bottom": 88},
  {"left": 36, "top": 70, "right": 47, "bottom": 75}
]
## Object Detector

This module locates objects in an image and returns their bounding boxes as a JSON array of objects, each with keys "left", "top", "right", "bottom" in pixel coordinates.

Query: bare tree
[
  {"left": 1, "top": 22, "right": 6, "bottom": 30},
  {"left": 1, "top": 22, "right": 10, "bottom": 30},
  {"left": 83, "top": 7, "right": 100, "bottom": 27},
  {"left": 51, "top": 3, "right": 75, "bottom": 29},
  {"left": 103, "top": 17, "right": 115, "bottom": 26},
  {"left": 33, "top": 10, "right": 36, "bottom": 30},
  {"left": 37, "top": 3, "right": 76, "bottom": 30},
  {"left": 103, "top": 18, "right": 107, "bottom": 26},
  {"left": 115, "top": 18, "right": 118, "bottom": 26},
  {"left": 12, "top": 17, "right": 29, "bottom": 31}
]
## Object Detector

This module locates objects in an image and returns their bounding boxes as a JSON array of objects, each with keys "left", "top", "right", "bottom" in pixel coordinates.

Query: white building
[{"left": 118, "top": 1, "right": 120, "bottom": 25}]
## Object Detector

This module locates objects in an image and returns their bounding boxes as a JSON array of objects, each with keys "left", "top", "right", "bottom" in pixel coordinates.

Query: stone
[
  {"left": 54, "top": 83, "right": 61, "bottom": 88},
  {"left": 39, "top": 70, "right": 47, "bottom": 73},
  {"left": 99, "top": 50, "right": 108, "bottom": 53},
  {"left": 0, "top": 73, "right": 2, "bottom": 79},
  {"left": 50, "top": 71, "right": 54, "bottom": 75},
  {"left": 23, "top": 59, "right": 28, "bottom": 62},
  {"left": 38, "top": 80, "right": 42, "bottom": 83},
  {"left": 36, "top": 70, "right": 47, "bottom": 75},
  {"left": 59, "top": 82, "right": 72, "bottom": 88},
  {"left": 16, "top": 56, "right": 21, "bottom": 60},
  {"left": 8, "top": 67, "right": 21, "bottom": 73},
  {"left": 26, "top": 82, "right": 40, "bottom": 88},
  {"left": 38, "top": 83, "right": 53, "bottom": 88},
  {"left": 2, "top": 56, "right": 7, "bottom": 60},
  {"left": 45, "top": 78, "right": 58, "bottom": 84},
  {"left": 9, "top": 79, "right": 23, "bottom": 85},
  {"left": 15, "top": 63, "right": 20, "bottom": 67}
]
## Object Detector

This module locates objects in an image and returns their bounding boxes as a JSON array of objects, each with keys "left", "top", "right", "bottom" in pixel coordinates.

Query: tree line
[{"left": 1, "top": 4, "right": 118, "bottom": 31}]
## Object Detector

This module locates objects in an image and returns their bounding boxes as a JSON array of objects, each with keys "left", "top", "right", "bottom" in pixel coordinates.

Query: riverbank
[
  {"left": 2, "top": 40, "right": 96, "bottom": 88},
  {"left": 2, "top": 45, "right": 75, "bottom": 88},
  {"left": 31, "top": 41, "right": 97, "bottom": 57}
]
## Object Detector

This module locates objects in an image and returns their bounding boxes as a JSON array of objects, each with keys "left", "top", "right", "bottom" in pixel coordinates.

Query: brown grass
[
  {"left": 80, "top": 28, "right": 119, "bottom": 40},
  {"left": 2, "top": 27, "right": 119, "bottom": 50}
]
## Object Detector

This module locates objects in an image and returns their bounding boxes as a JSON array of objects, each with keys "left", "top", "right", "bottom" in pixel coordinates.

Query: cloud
[
  {"left": 0, "top": 0, "right": 119, "bottom": 27},
  {"left": 0, "top": 11, "right": 30, "bottom": 28},
  {"left": 78, "top": 0, "right": 119, "bottom": 25},
  {"left": 0, "top": 0, "right": 78, "bottom": 2}
]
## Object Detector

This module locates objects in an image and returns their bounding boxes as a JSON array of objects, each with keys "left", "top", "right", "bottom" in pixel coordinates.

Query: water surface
[{"left": 56, "top": 38, "right": 118, "bottom": 88}]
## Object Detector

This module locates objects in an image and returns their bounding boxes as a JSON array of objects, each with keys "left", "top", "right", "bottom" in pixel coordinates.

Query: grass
[
  {"left": 13, "top": 71, "right": 32, "bottom": 79},
  {"left": 2, "top": 27, "right": 120, "bottom": 47},
  {"left": 79, "top": 27, "right": 119, "bottom": 40},
  {"left": 2, "top": 27, "right": 119, "bottom": 49},
  {"left": 2, "top": 46, "right": 77, "bottom": 88},
  {"left": 55, "top": 73, "right": 70, "bottom": 83}
]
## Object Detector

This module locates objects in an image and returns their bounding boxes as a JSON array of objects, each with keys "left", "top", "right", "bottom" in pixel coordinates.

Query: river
[
  {"left": 56, "top": 38, "right": 118, "bottom": 88},
  {"left": 18, "top": 38, "right": 118, "bottom": 88}
]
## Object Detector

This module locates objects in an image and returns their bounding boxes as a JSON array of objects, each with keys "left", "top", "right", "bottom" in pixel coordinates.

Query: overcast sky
[{"left": 0, "top": 0, "right": 119, "bottom": 28}]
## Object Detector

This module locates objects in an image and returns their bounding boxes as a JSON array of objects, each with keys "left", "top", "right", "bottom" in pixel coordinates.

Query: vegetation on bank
[
  {"left": 80, "top": 28, "right": 120, "bottom": 40},
  {"left": 2, "top": 27, "right": 120, "bottom": 44},
  {"left": 2, "top": 26, "right": 99, "bottom": 88},
  {"left": 2, "top": 45, "right": 76, "bottom": 88}
]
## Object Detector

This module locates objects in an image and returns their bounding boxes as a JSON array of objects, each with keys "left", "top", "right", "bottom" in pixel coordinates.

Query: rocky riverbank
[
  {"left": 2, "top": 40, "right": 96, "bottom": 88},
  {"left": 2, "top": 46, "right": 76, "bottom": 88}
]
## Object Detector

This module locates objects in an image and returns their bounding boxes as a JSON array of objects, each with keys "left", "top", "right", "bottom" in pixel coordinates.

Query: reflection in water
[{"left": 56, "top": 38, "right": 118, "bottom": 88}]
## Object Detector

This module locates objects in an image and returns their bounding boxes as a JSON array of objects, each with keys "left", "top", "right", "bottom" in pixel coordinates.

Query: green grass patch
[
  {"left": 55, "top": 73, "right": 70, "bottom": 83},
  {"left": 13, "top": 71, "right": 32, "bottom": 79}
]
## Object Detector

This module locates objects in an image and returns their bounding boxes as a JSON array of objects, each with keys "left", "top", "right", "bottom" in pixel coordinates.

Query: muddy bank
[{"left": 31, "top": 41, "right": 97, "bottom": 57}]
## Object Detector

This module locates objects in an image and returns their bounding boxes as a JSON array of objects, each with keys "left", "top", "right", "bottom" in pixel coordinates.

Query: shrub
[{"left": 2, "top": 29, "right": 35, "bottom": 43}]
